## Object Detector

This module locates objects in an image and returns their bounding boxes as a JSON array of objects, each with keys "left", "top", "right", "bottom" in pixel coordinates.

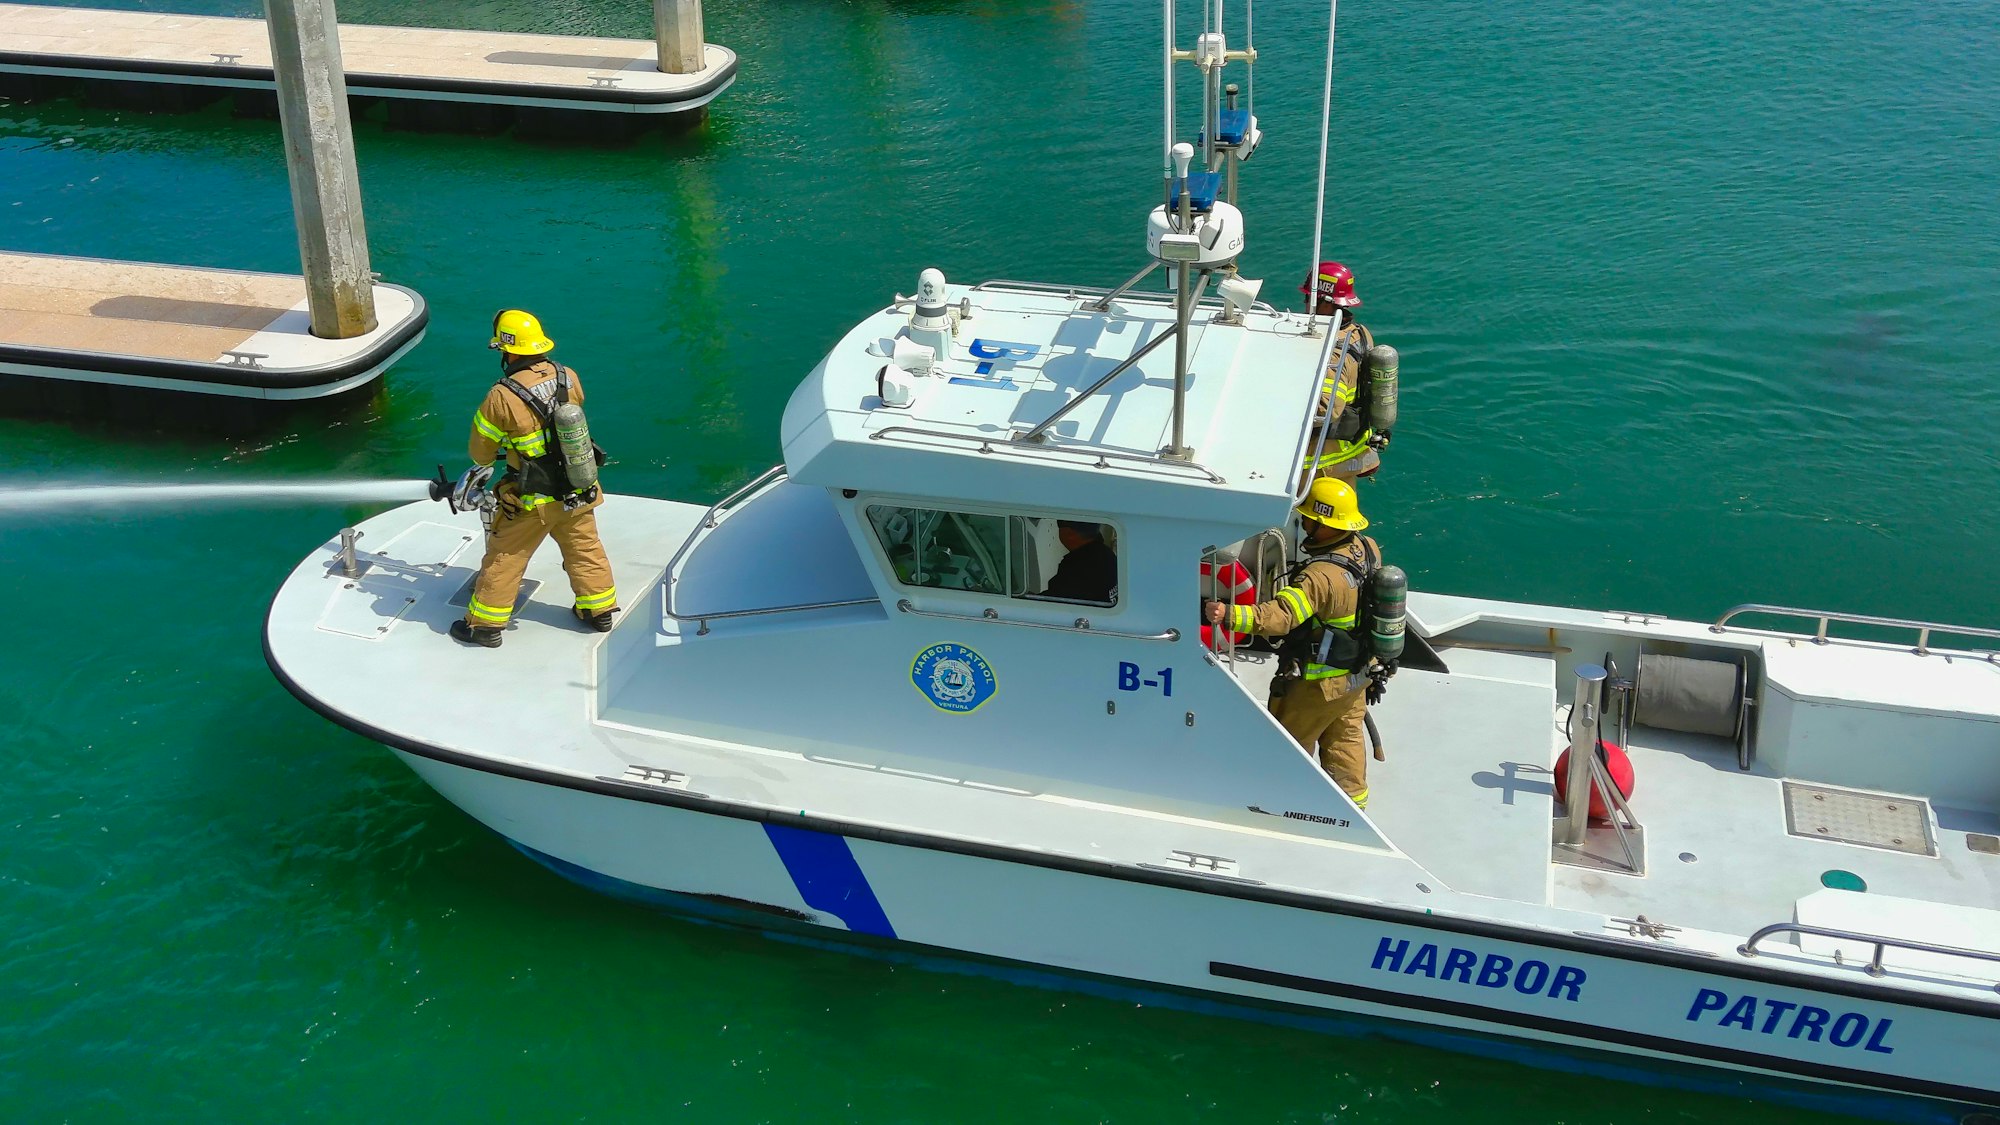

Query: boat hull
[{"left": 391, "top": 749, "right": 2000, "bottom": 1121}]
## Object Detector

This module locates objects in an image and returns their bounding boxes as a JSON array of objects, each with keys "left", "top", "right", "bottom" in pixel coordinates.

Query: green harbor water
[{"left": 4, "top": 0, "right": 1998, "bottom": 1119}]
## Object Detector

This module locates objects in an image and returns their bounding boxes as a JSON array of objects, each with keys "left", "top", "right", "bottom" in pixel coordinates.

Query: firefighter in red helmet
[{"left": 1299, "top": 261, "right": 1384, "bottom": 486}]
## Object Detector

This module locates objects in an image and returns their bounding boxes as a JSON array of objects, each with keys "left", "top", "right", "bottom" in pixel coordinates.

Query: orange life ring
[{"left": 1200, "top": 559, "right": 1256, "bottom": 649}]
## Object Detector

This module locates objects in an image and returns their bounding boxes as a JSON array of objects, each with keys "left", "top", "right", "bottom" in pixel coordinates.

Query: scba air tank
[
  {"left": 1366, "top": 343, "right": 1399, "bottom": 435},
  {"left": 553, "top": 402, "right": 598, "bottom": 492},
  {"left": 1370, "top": 565, "right": 1408, "bottom": 662}
]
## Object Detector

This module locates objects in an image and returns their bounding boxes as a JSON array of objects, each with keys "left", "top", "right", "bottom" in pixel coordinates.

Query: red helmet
[{"left": 1301, "top": 261, "right": 1361, "bottom": 308}]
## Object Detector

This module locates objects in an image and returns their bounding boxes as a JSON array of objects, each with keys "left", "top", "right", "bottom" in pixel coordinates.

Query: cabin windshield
[{"left": 865, "top": 503, "right": 1118, "bottom": 606}]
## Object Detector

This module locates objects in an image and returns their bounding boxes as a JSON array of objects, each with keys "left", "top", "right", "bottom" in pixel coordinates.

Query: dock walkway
[
  {"left": 0, "top": 4, "right": 736, "bottom": 115},
  {"left": 0, "top": 251, "right": 426, "bottom": 400}
]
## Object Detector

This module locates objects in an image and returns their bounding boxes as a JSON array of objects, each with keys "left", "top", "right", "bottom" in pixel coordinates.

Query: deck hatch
[{"left": 1781, "top": 783, "right": 1936, "bottom": 857}]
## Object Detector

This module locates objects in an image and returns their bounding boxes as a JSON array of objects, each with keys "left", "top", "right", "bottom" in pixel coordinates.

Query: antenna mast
[{"left": 1151, "top": 0, "right": 1260, "bottom": 459}]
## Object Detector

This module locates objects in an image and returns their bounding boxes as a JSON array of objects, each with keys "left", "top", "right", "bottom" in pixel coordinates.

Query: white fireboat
[{"left": 264, "top": 2, "right": 2000, "bottom": 1119}]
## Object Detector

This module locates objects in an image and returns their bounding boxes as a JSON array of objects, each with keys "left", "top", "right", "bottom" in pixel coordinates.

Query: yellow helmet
[
  {"left": 489, "top": 309, "right": 554, "bottom": 356},
  {"left": 1295, "top": 476, "right": 1368, "bottom": 530}
]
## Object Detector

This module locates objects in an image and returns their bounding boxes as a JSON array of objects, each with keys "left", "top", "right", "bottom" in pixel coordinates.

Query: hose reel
[{"left": 1630, "top": 652, "right": 1753, "bottom": 769}]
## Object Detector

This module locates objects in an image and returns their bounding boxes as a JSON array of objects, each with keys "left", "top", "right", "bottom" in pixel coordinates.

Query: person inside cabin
[
  {"left": 1203, "top": 478, "right": 1385, "bottom": 808},
  {"left": 1299, "top": 261, "right": 1383, "bottom": 487},
  {"left": 1041, "top": 520, "right": 1117, "bottom": 604}
]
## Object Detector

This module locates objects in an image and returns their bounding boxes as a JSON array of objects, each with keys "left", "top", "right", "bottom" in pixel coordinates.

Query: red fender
[{"left": 1553, "top": 739, "right": 1637, "bottom": 820}]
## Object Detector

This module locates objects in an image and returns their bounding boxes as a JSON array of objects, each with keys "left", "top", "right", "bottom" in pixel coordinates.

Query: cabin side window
[{"left": 865, "top": 505, "right": 1117, "bottom": 606}]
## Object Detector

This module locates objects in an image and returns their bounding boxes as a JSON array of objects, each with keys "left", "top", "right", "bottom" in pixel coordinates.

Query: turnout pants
[
  {"left": 1295, "top": 448, "right": 1381, "bottom": 494},
  {"left": 465, "top": 493, "right": 617, "bottom": 629},
  {"left": 1269, "top": 675, "right": 1370, "bottom": 807}
]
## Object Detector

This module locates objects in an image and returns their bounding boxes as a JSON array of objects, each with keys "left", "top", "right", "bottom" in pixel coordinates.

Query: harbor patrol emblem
[{"left": 912, "top": 643, "right": 996, "bottom": 713}]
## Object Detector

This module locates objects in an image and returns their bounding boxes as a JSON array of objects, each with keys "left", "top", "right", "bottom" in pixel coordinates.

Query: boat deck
[
  {"left": 266, "top": 482, "right": 2000, "bottom": 980},
  {"left": 267, "top": 496, "right": 1500, "bottom": 923},
  {"left": 1372, "top": 650, "right": 1560, "bottom": 905},
  {"left": 1226, "top": 645, "right": 1559, "bottom": 905},
  {"left": 1226, "top": 634, "right": 2000, "bottom": 960},
  {"left": 0, "top": 4, "right": 736, "bottom": 114},
  {"left": 0, "top": 251, "right": 425, "bottom": 399},
  {"left": 1556, "top": 725, "right": 2000, "bottom": 948}
]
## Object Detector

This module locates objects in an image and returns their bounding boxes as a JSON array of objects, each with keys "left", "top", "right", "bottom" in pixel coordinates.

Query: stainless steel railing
[
  {"left": 895, "top": 599, "right": 1180, "bottom": 643},
  {"left": 868, "top": 425, "right": 1226, "bottom": 483},
  {"left": 1288, "top": 308, "right": 1348, "bottom": 503},
  {"left": 1561, "top": 666, "right": 1609, "bottom": 848},
  {"left": 661, "top": 466, "right": 879, "bottom": 635},
  {"left": 1737, "top": 922, "right": 2000, "bottom": 983},
  {"left": 969, "top": 277, "right": 1281, "bottom": 318},
  {"left": 1710, "top": 603, "right": 2000, "bottom": 659},
  {"left": 1198, "top": 529, "right": 1291, "bottom": 676},
  {"left": 964, "top": 277, "right": 1334, "bottom": 495},
  {"left": 1199, "top": 542, "right": 1241, "bottom": 668},
  {"left": 1016, "top": 320, "right": 1183, "bottom": 443},
  {"left": 1551, "top": 665, "right": 1647, "bottom": 875}
]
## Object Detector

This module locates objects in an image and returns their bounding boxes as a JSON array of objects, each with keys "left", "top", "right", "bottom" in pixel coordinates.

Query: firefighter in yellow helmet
[
  {"left": 1299, "top": 261, "right": 1384, "bottom": 487},
  {"left": 452, "top": 309, "right": 617, "bottom": 648},
  {"left": 1203, "top": 477, "right": 1385, "bottom": 807}
]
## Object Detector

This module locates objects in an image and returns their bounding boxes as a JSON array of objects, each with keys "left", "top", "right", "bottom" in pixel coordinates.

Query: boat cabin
[{"left": 607, "top": 272, "right": 1397, "bottom": 848}]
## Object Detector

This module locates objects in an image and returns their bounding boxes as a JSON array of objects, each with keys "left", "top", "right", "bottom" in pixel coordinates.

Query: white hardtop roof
[{"left": 780, "top": 280, "right": 1333, "bottom": 528}]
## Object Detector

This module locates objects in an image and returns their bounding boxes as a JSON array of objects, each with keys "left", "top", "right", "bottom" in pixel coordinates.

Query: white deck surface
[
  {"left": 1370, "top": 665, "right": 1558, "bottom": 905},
  {"left": 0, "top": 4, "right": 736, "bottom": 112},
  {"left": 1227, "top": 629, "right": 2000, "bottom": 947},
  {"left": 1763, "top": 632, "right": 2000, "bottom": 717},
  {"left": 1797, "top": 888, "right": 2000, "bottom": 976},
  {"left": 1221, "top": 646, "right": 1558, "bottom": 904},
  {"left": 1553, "top": 725, "right": 2000, "bottom": 941},
  {"left": 781, "top": 285, "right": 1331, "bottom": 528}
]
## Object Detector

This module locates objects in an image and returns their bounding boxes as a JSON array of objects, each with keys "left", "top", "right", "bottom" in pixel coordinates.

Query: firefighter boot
[
  {"left": 573, "top": 605, "right": 615, "bottom": 633},
  {"left": 451, "top": 619, "right": 504, "bottom": 648}
]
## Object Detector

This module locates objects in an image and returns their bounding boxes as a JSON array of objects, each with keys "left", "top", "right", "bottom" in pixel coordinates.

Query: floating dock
[
  {"left": 0, "top": 4, "right": 736, "bottom": 117},
  {"left": 0, "top": 250, "right": 427, "bottom": 400}
]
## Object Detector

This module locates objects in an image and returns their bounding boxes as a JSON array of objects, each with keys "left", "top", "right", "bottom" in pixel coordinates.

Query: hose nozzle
[{"left": 431, "top": 464, "right": 497, "bottom": 516}]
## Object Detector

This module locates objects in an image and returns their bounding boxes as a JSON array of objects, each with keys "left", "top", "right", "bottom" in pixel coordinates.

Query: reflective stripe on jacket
[
  {"left": 1311, "top": 321, "right": 1375, "bottom": 468},
  {"left": 466, "top": 359, "right": 585, "bottom": 506},
  {"left": 1226, "top": 535, "right": 1375, "bottom": 682}
]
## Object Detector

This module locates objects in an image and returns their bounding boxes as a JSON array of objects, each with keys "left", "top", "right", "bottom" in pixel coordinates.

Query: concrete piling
[
  {"left": 654, "top": 0, "right": 706, "bottom": 75},
  {"left": 264, "top": 0, "right": 377, "bottom": 340}
]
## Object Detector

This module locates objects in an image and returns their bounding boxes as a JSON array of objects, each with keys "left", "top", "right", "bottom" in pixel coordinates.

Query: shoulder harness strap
[
  {"left": 496, "top": 365, "right": 570, "bottom": 428},
  {"left": 1306, "top": 538, "right": 1380, "bottom": 588},
  {"left": 1338, "top": 322, "right": 1369, "bottom": 365}
]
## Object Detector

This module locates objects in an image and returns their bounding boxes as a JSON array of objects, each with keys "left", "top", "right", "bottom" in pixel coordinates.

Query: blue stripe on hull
[
  {"left": 762, "top": 822, "right": 897, "bottom": 938},
  {"left": 505, "top": 839, "right": 1971, "bottom": 1125}
]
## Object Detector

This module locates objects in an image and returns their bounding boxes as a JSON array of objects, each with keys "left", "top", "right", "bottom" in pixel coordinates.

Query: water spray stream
[{"left": 0, "top": 479, "right": 433, "bottom": 512}]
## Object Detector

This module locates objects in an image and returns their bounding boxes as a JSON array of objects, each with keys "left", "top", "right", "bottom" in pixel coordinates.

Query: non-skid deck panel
[
  {"left": 1553, "top": 727, "right": 2000, "bottom": 941},
  {"left": 0, "top": 251, "right": 426, "bottom": 396},
  {"left": 0, "top": 4, "right": 737, "bottom": 112},
  {"left": 1783, "top": 781, "right": 1936, "bottom": 857},
  {"left": 1367, "top": 669, "right": 1559, "bottom": 904}
]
